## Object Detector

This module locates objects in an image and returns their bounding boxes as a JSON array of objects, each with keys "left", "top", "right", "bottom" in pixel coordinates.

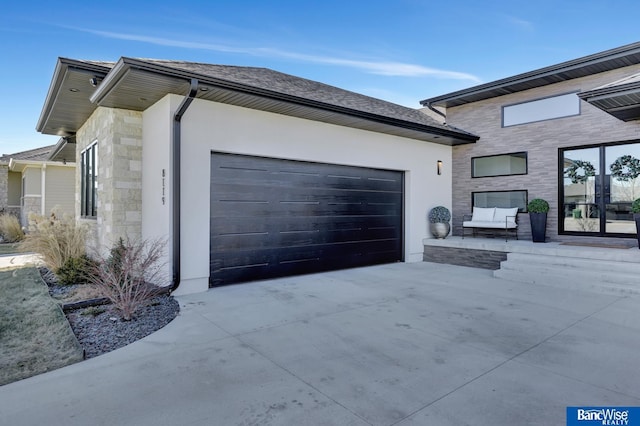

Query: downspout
[
  {"left": 170, "top": 78, "right": 199, "bottom": 293},
  {"left": 424, "top": 102, "right": 447, "bottom": 122}
]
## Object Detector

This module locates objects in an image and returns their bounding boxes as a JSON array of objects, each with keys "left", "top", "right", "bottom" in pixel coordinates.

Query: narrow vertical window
[{"left": 81, "top": 142, "right": 98, "bottom": 218}]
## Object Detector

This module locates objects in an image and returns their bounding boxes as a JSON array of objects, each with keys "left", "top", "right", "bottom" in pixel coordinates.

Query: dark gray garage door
[{"left": 210, "top": 153, "right": 403, "bottom": 286}]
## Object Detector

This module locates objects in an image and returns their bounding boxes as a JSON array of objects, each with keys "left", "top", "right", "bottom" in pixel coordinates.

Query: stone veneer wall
[
  {"left": 447, "top": 65, "right": 640, "bottom": 241},
  {"left": 423, "top": 246, "right": 507, "bottom": 270},
  {"left": 0, "top": 164, "right": 7, "bottom": 212},
  {"left": 21, "top": 196, "right": 41, "bottom": 225},
  {"left": 76, "top": 107, "right": 143, "bottom": 252}
]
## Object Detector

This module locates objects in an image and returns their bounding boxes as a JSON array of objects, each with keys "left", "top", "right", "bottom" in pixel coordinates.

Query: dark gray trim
[
  {"left": 471, "top": 151, "right": 528, "bottom": 178},
  {"left": 501, "top": 91, "right": 581, "bottom": 128},
  {"left": 421, "top": 41, "right": 640, "bottom": 108},
  {"left": 170, "top": 78, "right": 199, "bottom": 293}
]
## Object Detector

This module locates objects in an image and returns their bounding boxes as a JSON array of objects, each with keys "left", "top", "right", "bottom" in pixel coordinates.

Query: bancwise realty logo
[{"left": 567, "top": 407, "right": 640, "bottom": 425}]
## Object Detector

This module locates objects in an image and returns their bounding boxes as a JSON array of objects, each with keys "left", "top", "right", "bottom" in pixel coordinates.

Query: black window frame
[
  {"left": 471, "top": 151, "right": 528, "bottom": 178},
  {"left": 80, "top": 142, "right": 97, "bottom": 218},
  {"left": 472, "top": 190, "right": 529, "bottom": 213},
  {"left": 558, "top": 138, "right": 640, "bottom": 238}
]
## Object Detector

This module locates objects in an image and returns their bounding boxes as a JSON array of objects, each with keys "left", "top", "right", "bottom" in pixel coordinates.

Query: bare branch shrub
[
  {"left": 0, "top": 213, "right": 24, "bottom": 243},
  {"left": 19, "top": 210, "right": 87, "bottom": 271},
  {"left": 87, "top": 237, "right": 168, "bottom": 321}
]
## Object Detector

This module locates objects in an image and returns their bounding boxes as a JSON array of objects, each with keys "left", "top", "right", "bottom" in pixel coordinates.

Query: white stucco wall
[{"left": 143, "top": 94, "right": 452, "bottom": 294}]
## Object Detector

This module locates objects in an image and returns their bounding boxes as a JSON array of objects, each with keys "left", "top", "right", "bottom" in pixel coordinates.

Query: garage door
[{"left": 210, "top": 153, "right": 403, "bottom": 286}]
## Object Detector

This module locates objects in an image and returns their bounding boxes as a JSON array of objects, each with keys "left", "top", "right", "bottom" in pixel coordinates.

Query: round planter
[{"left": 430, "top": 222, "right": 450, "bottom": 239}]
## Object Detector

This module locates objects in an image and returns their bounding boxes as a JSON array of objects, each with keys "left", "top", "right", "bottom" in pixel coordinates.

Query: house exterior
[
  {"left": 37, "top": 57, "right": 478, "bottom": 294},
  {"left": 421, "top": 41, "right": 640, "bottom": 241},
  {"left": 0, "top": 144, "right": 75, "bottom": 224}
]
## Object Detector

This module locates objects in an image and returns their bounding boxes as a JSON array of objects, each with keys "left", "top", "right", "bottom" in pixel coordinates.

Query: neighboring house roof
[
  {"left": 578, "top": 71, "right": 640, "bottom": 121},
  {"left": 0, "top": 145, "right": 55, "bottom": 164},
  {"left": 37, "top": 57, "right": 479, "bottom": 146},
  {"left": 421, "top": 41, "right": 640, "bottom": 109}
]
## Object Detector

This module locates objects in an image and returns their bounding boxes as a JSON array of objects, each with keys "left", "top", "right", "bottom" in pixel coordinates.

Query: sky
[{"left": 1, "top": 0, "right": 639, "bottom": 155}]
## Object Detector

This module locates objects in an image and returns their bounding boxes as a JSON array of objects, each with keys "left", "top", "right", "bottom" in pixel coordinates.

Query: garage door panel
[
  {"left": 211, "top": 216, "right": 401, "bottom": 250},
  {"left": 211, "top": 184, "right": 402, "bottom": 207},
  {"left": 210, "top": 153, "right": 403, "bottom": 286},
  {"left": 214, "top": 166, "right": 401, "bottom": 193},
  {"left": 213, "top": 241, "right": 401, "bottom": 270},
  {"left": 211, "top": 226, "right": 401, "bottom": 251}
]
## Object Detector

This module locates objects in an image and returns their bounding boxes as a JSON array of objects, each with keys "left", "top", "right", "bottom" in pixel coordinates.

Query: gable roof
[
  {"left": 421, "top": 41, "right": 640, "bottom": 108},
  {"left": 38, "top": 57, "right": 478, "bottom": 146}
]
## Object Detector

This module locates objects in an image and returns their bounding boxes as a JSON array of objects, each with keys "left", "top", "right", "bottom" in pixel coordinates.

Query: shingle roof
[
  {"left": 143, "top": 60, "right": 467, "bottom": 135},
  {"left": 0, "top": 145, "right": 55, "bottom": 163},
  {"left": 39, "top": 56, "right": 479, "bottom": 145}
]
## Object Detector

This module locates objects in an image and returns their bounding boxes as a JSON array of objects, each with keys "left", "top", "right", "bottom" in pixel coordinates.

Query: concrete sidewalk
[{"left": 0, "top": 262, "right": 638, "bottom": 425}]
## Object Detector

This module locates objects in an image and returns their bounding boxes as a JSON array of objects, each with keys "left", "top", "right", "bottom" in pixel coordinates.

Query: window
[
  {"left": 472, "top": 152, "right": 527, "bottom": 178},
  {"left": 503, "top": 92, "right": 579, "bottom": 127},
  {"left": 81, "top": 142, "right": 97, "bottom": 218},
  {"left": 472, "top": 190, "right": 528, "bottom": 212}
]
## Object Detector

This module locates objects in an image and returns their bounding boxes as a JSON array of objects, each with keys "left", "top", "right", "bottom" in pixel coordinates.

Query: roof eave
[
  {"left": 579, "top": 82, "right": 640, "bottom": 121},
  {"left": 421, "top": 41, "right": 640, "bottom": 108},
  {"left": 91, "top": 58, "right": 478, "bottom": 145},
  {"left": 37, "top": 58, "right": 112, "bottom": 135}
]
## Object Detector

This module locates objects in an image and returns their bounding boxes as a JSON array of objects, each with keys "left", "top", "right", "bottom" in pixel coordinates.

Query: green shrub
[
  {"left": 428, "top": 206, "right": 451, "bottom": 223},
  {"left": 527, "top": 198, "right": 549, "bottom": 213},
  {"left": 0, "top": 214, "right": 24, "bottom": 243},
  {"left": 632, "top": 198, "right": 640, "bottom": 214},
  {"left": 56, "top": 255, "right": 95, "bottom": 285},
  {"left": 19, "top": 210, "right": 88, "bottom": 271}
]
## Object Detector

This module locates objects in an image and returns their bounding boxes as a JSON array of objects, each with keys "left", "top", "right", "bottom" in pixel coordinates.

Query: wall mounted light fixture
[{"left": 437, "top": 160, "right": 443, "bottom": 175}]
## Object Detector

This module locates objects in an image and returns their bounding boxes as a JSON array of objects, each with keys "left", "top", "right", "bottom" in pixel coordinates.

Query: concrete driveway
[{"left": 1, "top": 262, "right": 639, "bottom": 425}]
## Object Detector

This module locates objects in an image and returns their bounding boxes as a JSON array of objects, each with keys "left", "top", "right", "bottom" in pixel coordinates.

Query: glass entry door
[{"left": 561, "top": 142, "right": 640, "bottom": 236}]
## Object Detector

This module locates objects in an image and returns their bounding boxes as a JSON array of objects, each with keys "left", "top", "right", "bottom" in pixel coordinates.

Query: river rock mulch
[{"left": 40, "top": 268, "right": 180, "bottom": 359}]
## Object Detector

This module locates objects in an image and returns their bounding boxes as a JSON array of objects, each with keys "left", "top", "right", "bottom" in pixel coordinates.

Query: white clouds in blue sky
[
  {"left": 78, "top": 28, "right": 481, "bottom": 82},
  {"left": 1, "top": 0, "right": 639, "bottom": 153}
]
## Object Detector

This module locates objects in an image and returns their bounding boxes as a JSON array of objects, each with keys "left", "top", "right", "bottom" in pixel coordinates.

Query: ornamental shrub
[
  {"left": 86, "top": 237, "right": 168, "bottom": 321},
  {"left": 632, "top": 198, "right": 640, "bottom": 214},
  {"left": 428, "top": 206, "right": 451, "bottom": 223},
  {"left": 527, "top": 198, "right": 549, "bottom": 214}
]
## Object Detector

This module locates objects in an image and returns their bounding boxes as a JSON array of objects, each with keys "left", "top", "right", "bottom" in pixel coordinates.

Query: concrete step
[
  {"left": 493, "top": 268, "right": 640, "bottom": 295},
  {"left": 504, "top": 252, "right": 640, "bottom": 275},
  {"left": 494, "top": 252, "right": 640, "bottom": 295}
]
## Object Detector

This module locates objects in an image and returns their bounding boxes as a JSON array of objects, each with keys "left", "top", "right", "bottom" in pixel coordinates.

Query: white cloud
[
  {"left": 77, "top": 28, "right": 481, "bottom": 82},
  {"left": 506, "top": 16, "right": 534, "bottom": 31}
]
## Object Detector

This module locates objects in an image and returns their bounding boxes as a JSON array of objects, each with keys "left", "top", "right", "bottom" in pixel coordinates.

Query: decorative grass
[
  {"left": 0, "top": 214, "right": 24, "bottom": 243},
  {"left": 0, "top": 267, "right": 84, "bottom": 386}
]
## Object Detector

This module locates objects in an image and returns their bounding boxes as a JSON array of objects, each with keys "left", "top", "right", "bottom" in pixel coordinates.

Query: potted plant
[
  {"left": 527, "top": 198, "right": 549, "bottom": 243},
  {"left": 428, "top": 206, "right": 451, "bottom": 239},
  {"left": 632, "top": 198, "right": 640, "bottom": 249}
]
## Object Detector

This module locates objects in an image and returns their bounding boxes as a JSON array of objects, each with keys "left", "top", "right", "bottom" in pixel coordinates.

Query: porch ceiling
[{"left": 578, "top": 72, "right": 640, "bottom": 121}]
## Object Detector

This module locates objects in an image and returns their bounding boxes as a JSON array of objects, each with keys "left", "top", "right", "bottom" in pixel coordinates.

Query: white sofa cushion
[
  {"left": 463, "top": 220, "right": 517, "bottom": 229},
  {"left": 471, "top": 207, "right": 495, "bottom": 222},
  {"left": 494, "top": 207, "right": 518, "bottom": 224}
]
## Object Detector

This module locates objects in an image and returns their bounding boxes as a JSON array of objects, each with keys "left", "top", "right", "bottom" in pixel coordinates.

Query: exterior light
[{"left": 437, "top": 160, "right": 443, "bottom": 175}]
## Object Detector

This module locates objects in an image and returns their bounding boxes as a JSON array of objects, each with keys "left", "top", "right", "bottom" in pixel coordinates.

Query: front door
[{"left": 560, "top": 141, "right": 640, "bottom": 236}]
